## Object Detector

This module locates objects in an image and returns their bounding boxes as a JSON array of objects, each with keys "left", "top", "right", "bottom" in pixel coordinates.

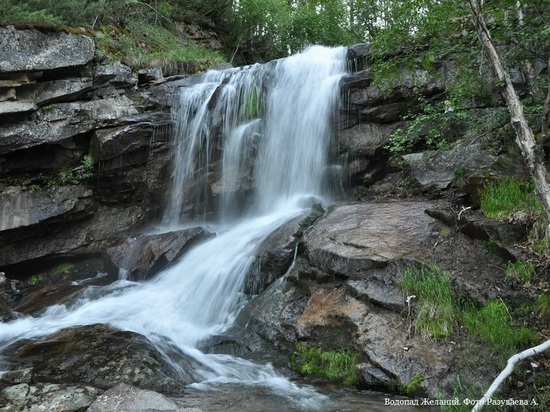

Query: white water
[{"left": 0, "top": 46, "right": 348, "bottom": 408}]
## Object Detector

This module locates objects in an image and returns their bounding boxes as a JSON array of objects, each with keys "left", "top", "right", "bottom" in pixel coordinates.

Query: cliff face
[{"left": 0, "top": 26, "right": 175, "bottom": 271}]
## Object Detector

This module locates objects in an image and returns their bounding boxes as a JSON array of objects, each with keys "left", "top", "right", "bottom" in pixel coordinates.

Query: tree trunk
[{"left": 468, "top": 0, "right": 550, "bottom": 231}]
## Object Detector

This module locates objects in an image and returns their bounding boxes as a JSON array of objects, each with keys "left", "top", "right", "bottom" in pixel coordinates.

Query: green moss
[
  {"left": 291, "top": 343, "right": 359, "bottom": 386},
  {"left": 50, "top": 262, "right": 76, "bottom": 277},
  {"left": 400, "top": 374, "right": 425, "bottom": 395},
  {"left": 400, "top": 264, "right": 456, "bottom": 338}
]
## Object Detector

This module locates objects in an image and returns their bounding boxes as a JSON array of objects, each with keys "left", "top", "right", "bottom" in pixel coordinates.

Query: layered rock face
[{"left": 0, "top": 26, "right": 173, "bottom": 272}]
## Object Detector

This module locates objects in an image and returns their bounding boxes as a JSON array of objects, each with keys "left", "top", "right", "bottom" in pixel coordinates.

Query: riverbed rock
[
  {"left": 87, "top": 383, "right": 185, "bottom": 412},
  {"left": 0, "top": 382, "right": 103, "bottom": 412},
  {"left": 5, "top": 324, "right": 192, "bottom": 393},
  {"left": 103, "top": 227, "right": 214, "bottom": 280}
]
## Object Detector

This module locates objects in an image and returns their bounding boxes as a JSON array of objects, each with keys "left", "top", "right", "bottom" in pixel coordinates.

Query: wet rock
[
  {"left": 6, "top": 324, "right": 192, "bottom": 393},
  {"left": 0, "top": 26, "right": 95, "bottom": 72},
  {"left": 0, "top": 204, "right": 147, "bottom": 276},
  {"left": 14, "top": 284, "right": 85, "bottom": 315},
  {"left": 237, "top": 275, "right": 310, "bottom": 353},
  {"left": 245, "top": 206, "right": 325, "bottom": 295},
  {"left": 87, "top": 383, "right": 184, "bottom": 412},
  {"left": 103, "top": 227, "right": 214, "bottom": 280},
  {"left": 0, "top": 382, "right": 102, "bottom": 411},
  {"left": 338, "top": 122, "right": 401, "bottom": 157}
]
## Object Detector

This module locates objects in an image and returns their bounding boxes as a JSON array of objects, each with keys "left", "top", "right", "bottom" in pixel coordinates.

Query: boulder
[
  {"left": 303, "top": 201, "right": 438, "bottom": 274},
  {"left": 0, "top": 382, "right": 102, "bottom": 412},
  {"left": 87, "top": 383, "right": 188, "bottom": 412},
  {"left": 402, "top": 143, "right": 499, "bottom": 190},
  {"left": 0, "top": 204, "right": 147, "bottom": 267},
  {"left": 6, "top": 324, "right": 192, "bottom": 393},
  {"left": 103, "top": 227, "right": 214, "bottom": 280},
  {"left": 0, "top": 26, "right": 95, "bottom": 72},
  {"left": 94, "top": 63, "right": 137, "bottom": 87}
]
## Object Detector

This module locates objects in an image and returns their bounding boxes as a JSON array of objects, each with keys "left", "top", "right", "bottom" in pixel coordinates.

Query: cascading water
[{"left": 0, "top": 46, "right": 350, "bottom": 409}]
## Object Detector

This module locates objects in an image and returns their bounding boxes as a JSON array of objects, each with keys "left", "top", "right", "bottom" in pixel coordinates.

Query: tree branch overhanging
[{"left": 468, "top": 0, "right": 550, "bottom": 231}]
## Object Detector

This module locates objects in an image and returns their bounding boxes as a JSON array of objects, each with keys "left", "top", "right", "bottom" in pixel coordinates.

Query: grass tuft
[
  {"left": 505, "top": 259, "right": 535, "bottom": 283},
  {"left": 462, "top": 299, "right": 536, "bottom": 358},
  {"left": 480, "top": 178, "right": 543, "bottom": 221},
  {"left": 292, "top": 343, "right": 359, "bottom": 386},
  {"left": 401, "top": 264, "right": 456, "bottom": 339}
]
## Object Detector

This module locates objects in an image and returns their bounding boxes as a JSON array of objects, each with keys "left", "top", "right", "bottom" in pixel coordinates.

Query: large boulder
[
  {"left": 0, "top": 382, "right": 102, "bottom": 412},
  {"left": 87, "top": 383, "right": 189, "bottom": 412},
  {"left": 4, "top": 324, "right": 193, "bottom": 393},
  {"left": 103, "top": 227, "right": 214, "bottom": 280}
]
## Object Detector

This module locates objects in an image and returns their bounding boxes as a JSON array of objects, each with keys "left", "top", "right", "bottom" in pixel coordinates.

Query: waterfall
[{"left": 0, "top": 46, "right": 348, "bottom": 407}]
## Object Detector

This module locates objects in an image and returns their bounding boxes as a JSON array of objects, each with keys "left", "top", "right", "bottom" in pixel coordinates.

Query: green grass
[
  {"left": 480, "top": 178, "right": 543, "bottom": 221},
  {"left": 539, "top": 293, "right": 550, "bottom": 323},
  {"left": 96, "top": 21, "right": 225, "bottom": 74},
  {"left": 291, "top": 343, "right": 359, "bottom": 385},
  {"left": 462, "top": 299, "right": 536, "bottom": 358},
  {"left": 400, "top": 264, "right": 456, "bottom": 339},
  {"left": 400, "top": 374, "right": 425, "bottom": 395},
  {"left": 505, "top": 259, "right": 535, "bottom": 282}
]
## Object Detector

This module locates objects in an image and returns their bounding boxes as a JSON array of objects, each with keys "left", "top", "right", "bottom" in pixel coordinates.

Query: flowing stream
[{"left": 0, "top": 46, "right": 416, "bottom": 410}]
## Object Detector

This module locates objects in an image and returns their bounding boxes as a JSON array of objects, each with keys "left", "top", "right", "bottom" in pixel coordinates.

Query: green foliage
[
  {"left": 385, "top": 96, "right": 467, "bottom": 154},
  {"left": 539, "top": 293, "right": 550, "bottom": 323},
  {"left": 291, "top": 343, "right": 359, "bottom": 385},
  {"left": 400, "top": 264, "right": 456, "bottom": 339},
  {"left": 505, "top": 259, "right": 535, "bottom": 283},
  {"left": 462, "top": 299, "right": 537, "bottom": 358},
  {"left": 97, "top": 21, "right": 225, "bottom": 72},
  {"left": 480, "top": 178, "right": 543, "bottom": 221},
  {"left": 400, "top": 374, "right": 425, "bottom": 395},
  {"left": 0, "top": 0, "right": 131, "bottom": 28}
]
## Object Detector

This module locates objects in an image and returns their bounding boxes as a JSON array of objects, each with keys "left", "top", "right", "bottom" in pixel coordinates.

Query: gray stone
[
  {"left": 94, "top": 63, "right": 137, "bottom": 87},
  {"left": 1, "top": 383, "right": 102, "bottom": 412},
  {"left": 0, "top": 96, "right": 139, "bottom": 155},
  {"left": 17, "top": 78, "right": 93, "bottom": 105},
  {"left": 0, "top": 101, "right": 37, "bottom": 115},
  {"left": 0, "top": 186, "right": 92, "bottom": 232},
  {"left": 304, "top": 202, "right": 438, "bottom": 274},
  {"left": 402, "top": 143, "right": 498, "bottom": 190},
  {"left": 103, "top": 227, "right": 214, "bottom": 280},
  {"left": 87, "top": 383, "right": 184, "bottom": 412},
  {"left": 0, "top": 26, "right": 95, "bottom": 72}
]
